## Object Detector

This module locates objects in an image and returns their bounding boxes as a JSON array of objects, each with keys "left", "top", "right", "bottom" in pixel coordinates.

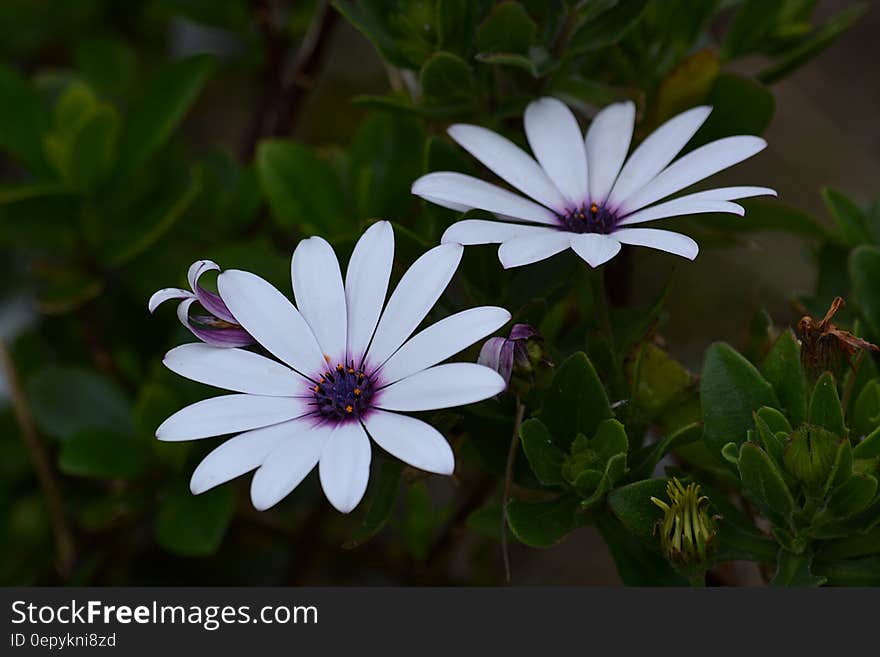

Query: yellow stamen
[
  {"left": 336, "top": 363, "right": 344, "bottom": 371},
  {"left": 354, "top": 388, "right": 361, "bottom": 396},
  {"left": 590, "top": 203, "right": 598, "bottom": 214},
  {"left": 313, "top": 385, "right": 320, "bottom": 392},
  {"left": 345, "top": 405, "right": 353, "bottom": 413}
]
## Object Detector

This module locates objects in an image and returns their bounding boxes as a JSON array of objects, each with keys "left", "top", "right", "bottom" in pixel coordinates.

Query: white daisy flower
[
  {"left": 155, "top": 221, "right": 510, "bottom": 513},
  {"left": 412, "top": 97, "right": 777, "bottom": 269}
]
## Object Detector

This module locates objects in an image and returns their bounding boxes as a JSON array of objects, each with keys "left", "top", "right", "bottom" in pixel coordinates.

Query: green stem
[
  {"left": 501, "top": 397, "right": 526, "bottom": 584},
  {"left": 590, "top": 267, "right": 614, "bottom": 347}
]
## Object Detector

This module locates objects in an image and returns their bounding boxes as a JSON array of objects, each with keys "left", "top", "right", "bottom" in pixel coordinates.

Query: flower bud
[
  {"left": 478, "top": 323, "right": 547, "bottom": 396},
  {"left": 651, "top": 478, "right": 719, "bottom": 577},
  {"left": 782, "top": 425, "right": 838, "bottom": 491}
]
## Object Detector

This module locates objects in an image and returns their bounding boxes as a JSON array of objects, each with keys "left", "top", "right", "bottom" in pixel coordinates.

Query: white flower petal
[
  {"left": 586, "top": 101, "right": 635, "bottom": 205},
  {"left": 378, "top": 306, "right": 511, "bottom": 384},
  {"left": 620, "top": 135, "right": 767, "bottom": 214},
  {"left": 672, "top": 185, "right": 777, "bottom": 202},
  {"left": 441, "top": 219, "right": 561, "bottom": 245},
  {"left": 606, "top": 106, "right": 712, "bottom": 209},
  {"left": 319, "top": 421, "right": 371, "bottom": 513},
  {"left": 188, "top": 259, "right": 220, "bottom": 291},
  {"left": 617, "top": 198, "right": 744, "bottom": 227},
  {"left": 412, "top": 172, "right": 559, "bottom": 225},
  {"left": 364, "top": 410, "right": 454, "bottom": 475},
  {"left": 156, "top": 394, "right": 313, "bottom": 441},
  {"left": 163, "top": 343, "right": 306, "bottom": 396},
  {"left": 148, "top": 287, "right": 192, "bottom": 313},
  {"left": 345, "top": 221, "right": 394, "bottom": 364},
  {"left": 569, "top": 233, "right": 622, "bottom": 268},
  {"left": 190, "top": 420, "right": 300, "bottom": 495},
  {"left": 292, "top": 236, "right": 347, "bottom": 361},
  {"left": 611, "top": 228, "right": 699, "bottom": 260},
  {"left": 498, "top": 231, "right": 572, "bottom": 269},
  {"left": 366, "top": 243, "right": 463, "bottom": 369},
  {"left": 376, "top": 363, "right": 506, "bottom": 412},
  {"left": 524, "top": 97, "right": 589, "bottom": 207},
  {"left": 217, "top": 269, "right": 325, "bottom": 377},
  {"left": 417, "top": 194, "right": 471, "bottom": 213},
  {"left": 249, "top": 419, "right": 328, "bottom": 511},
  {"left": 448, "top": 123, "right": 567, "bottom": 211}
]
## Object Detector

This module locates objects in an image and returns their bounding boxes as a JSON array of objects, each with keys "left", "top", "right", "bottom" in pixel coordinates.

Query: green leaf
[
  {"left": 651, "top": 49, "right": 719, "bottom": 127},
  {"left": 506, "top": 495, "right": 579, "bottom": 547},
  {"left": 476, "top": 1, "right": 537, "bottom": 54},
  {"left": 758, "top": 4, "right": 869, "bottom": 84},
  {"left": 156, "top": 484, "right": 235, "bottom": 557},
  {"left": 770, "top": 548, "right": 827, "bottom": 587},
  {"left": 760, "top": 329, "right": 807, "bottom": 425},
  {"left": 27, "top": 366, "right": 132, "bottom": 441},
  {"left": 753, "top": 410, "right": 786, "bottom": 463},
  {"left": 74, "top": 35, "right": 137, "bottom": 97},
  {"left": 701, "top": 343, "right": 779, "bottom": 464},
  {"left": 813, "top": 556, "right": 880, "bottom": 586},
  {"left": 436, "top": 0, "right": 480, "bottom": 58},
  {"left": 691, "top": 74, "right": 775, "bottom": 147},
  {"left": 256, "top": 139, "right": 350, "bottom": 238},
  {"left": 596, "top": 511, "right": 687, "bottom": 586},
  {"left": 809, "top": 372, "right": 846, "bottom": 436},
  {"left": 853, "top": 380, "right": 880, "bottom": 439},
  {"left": 117, "top": 55, "right": 215, "bottom": 175},
  {"left": 333, "top": 0, "right": 433, "bottom": 69},
  {"left": 102, "top": 164, "right": 203, "bottom": 267},
  {"left": 716, "top": 521, "right": 778, "bottom": 564},
  {"left": 817, "top": 526, "right": 880, "bottom": 561},
  {"left": 0, "top": 65, "right": 51, "bottom": 175},
  {"left": 820, "top": 474, "right": 878, "bottom": 521},
  {"left": 568, "top": 0, "right": 650, "bottom": 55},
  {"left": 344, "top": 460, "right": 403, "bottom": 549},
  {"left": 474, "top": 49, "right": 553, "bottom": 78},
  {"left": 823, "top": 187, "right": 870, "bottom": 246},
  {"left": 56, "top": 104, "right": 120, "bottom": 194},
  {"left": 738, "top": 442, "right": 795, "bottom": 524},
  {"left": 519, "top": 418, "right": 565, "bottom": 486},
  {"left": 631, "top": 342, "right": 692, "bottom": 420},
  {"left": 607, "top": 477, "right": 669, "bottom": 541},
  {"left": 466, "top": 504, "right": 504, "bottom": 539},
  {"left": 537, "top": 351, "right": 613, "bottom": 450},
  {"left": 854, "top": 424, "right": 880, "bottom": 460},
  {"left": 850, "top": 246, "right": 880, "bottom": 340},
  {"left": 59, "top": 430, "right": 149, "bottom": 479},
  {"left": 628, "top": 424, "right": 702, "bottom": 482},
  {"left": 419, "top": 51, "right": 476, "bottom": 108},
  {"left": 350, "top": 112, "right": 423, "bottom": 221},
  {"left": 403, "top": 482, "right": 434, "bottom": 561}
]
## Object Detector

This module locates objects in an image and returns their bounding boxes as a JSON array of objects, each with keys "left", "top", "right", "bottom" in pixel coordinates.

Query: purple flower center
[
  {"left": 312, "top": 362, "right": 375, "bottom": 420},
  {"left": 560, "top": 203, "right": 619, "bottom": 234}
]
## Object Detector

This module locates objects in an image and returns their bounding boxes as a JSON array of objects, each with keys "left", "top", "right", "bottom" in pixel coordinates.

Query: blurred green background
[{"left": 0, "top": 0, "right": 876, "bottom": 585}]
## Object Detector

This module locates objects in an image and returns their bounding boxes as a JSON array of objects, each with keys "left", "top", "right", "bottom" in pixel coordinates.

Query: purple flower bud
[
  {"left": 478, "top": 323, "right": 540, "bottom": 386},
  {"left": 149, "top": 260, "right": 254, "bottom": 347}
]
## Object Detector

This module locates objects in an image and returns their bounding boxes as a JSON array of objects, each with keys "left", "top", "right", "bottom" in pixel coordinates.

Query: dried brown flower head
[{"left": 798, "top": 296, "right": 878, "bottom": 377}]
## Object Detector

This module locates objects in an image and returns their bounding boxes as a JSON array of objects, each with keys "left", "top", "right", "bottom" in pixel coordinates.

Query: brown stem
[
  {"left": 501, "top": 397, "right": 526, "bottom": 584},
  {"left": 272, "top": 0, "right": 338, "bottom": 137},
  {"left": 0, "top": 340, "right": 75, "bottom": 577},
  {"left": 239, "top": 0, "right": 287, "bottom": 161}
]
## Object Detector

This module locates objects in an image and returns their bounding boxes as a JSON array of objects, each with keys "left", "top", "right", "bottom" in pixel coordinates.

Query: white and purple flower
[
  {"left": 412, "top": 97, "right": 776, "bottom": 269},
  {"left": 149, "top": 260, "right": 254, "bottom": 347},
  {"left": 155, "top": 222, "right": 509, "bottom": 513}
]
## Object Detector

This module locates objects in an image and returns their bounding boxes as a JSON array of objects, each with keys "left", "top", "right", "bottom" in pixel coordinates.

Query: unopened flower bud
[
  {"left": 783, "top": 425, "right": 838, "bottom": 491},
  {"left": 651, "top": 478, "right": 719, "bottom": 578},
  {"left": 478, "top": 323, "right": 546, "bottom": 396}
]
